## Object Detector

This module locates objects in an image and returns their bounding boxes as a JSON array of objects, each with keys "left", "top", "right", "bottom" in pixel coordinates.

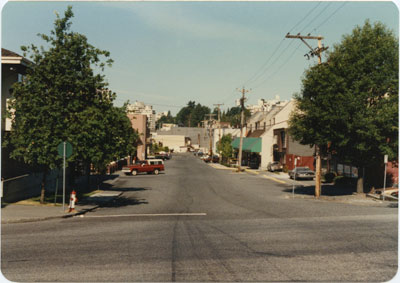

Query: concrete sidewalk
[{"left": 1, "top": 190, "right": 122, "bottom": 224}]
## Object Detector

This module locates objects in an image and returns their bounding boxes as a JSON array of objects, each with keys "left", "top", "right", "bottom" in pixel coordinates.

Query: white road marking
[{"left": 79, "top": 213, "right": 207, "bottom": 218}]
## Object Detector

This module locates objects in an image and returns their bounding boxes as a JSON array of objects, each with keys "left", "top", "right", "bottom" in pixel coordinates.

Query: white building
[
  {"left": 152, "top": 133, "right": 187, "bottom": 153},
  {"left": 127, "top": 101, "right": 156, "bottom": 132},
  {"left": 155, "top": 111, "right": 169, "bottom": 122},
  {"left": 246, "top": 95, "right": 289, "bottom": 115}
]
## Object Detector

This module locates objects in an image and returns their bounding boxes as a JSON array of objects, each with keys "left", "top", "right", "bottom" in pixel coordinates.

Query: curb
[{"left": 2, "top": 191, "right": 124, "bottom": 224}]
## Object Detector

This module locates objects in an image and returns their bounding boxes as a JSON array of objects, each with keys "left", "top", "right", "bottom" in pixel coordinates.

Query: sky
[{"left": 1, "top": 1, "right": 398, "bottom": 115}]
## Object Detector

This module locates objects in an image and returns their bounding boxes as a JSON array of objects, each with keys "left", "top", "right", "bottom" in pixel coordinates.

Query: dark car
[
  {"left": 289, "top": 167, "right": 315, "bottom": 180},
  {"left": 212, "top": 155, "right": 220, "bottom": 163}
]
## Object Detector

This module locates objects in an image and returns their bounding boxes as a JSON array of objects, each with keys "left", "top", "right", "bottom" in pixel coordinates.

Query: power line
[
  {"left": 251, "top": 41, "right": 303, "bottom": 90},
  {"left": 312, "top": 2, "right": 347, "bottom": 33},
  {"left": 299, "top": 2, "right": 333, "bottom": 34},
  {"left": 241, "top": 2, "right": 324, "bottom": 88}
]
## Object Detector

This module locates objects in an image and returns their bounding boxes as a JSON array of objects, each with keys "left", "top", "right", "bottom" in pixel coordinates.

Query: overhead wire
[
  {"left": 241, "top": 1, "right": 324, "bottom": 89},
  {"left": 247, "top": 2, "right": 343, "bottom": 91},
  {"left": 223, "top": 2, "right": 347, "bottom": 108}
]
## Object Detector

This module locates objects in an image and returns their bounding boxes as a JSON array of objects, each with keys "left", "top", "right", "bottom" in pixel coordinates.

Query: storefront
[{"left": 231, "top": 137, "right": 262, "bottom": 169}]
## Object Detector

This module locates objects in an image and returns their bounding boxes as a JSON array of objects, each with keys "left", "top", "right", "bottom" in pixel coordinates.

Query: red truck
[{"left": 122, "top": 159, "right": 164, "bottom": 176}]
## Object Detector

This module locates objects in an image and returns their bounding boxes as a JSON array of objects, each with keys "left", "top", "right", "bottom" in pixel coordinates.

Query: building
[
  {"left": 231, "top": 100, "right": 314, "bottom": 170},
  {"left": 127, "top": 101, "right": 156, "bottom": 132},
  {"left": 245, "top": 95, "right": 289, "bottom": 115},
  {"left": 152, "top": 134, "right": 187, "bottom": 153},
  {"left": 1, "top": 48, "right": 30, "bottom": 132},
  {"left": 156, "top": 127, "right": 211, "bottom": 153},
  {"left": 155, "top": 111, "right": 169, "bottom": 122},
  {"left": 127, "top": 114, "right": 148, "bottom": 161},
  {"left": 2, "top": 48, "right": 31, "bottom": 179}
]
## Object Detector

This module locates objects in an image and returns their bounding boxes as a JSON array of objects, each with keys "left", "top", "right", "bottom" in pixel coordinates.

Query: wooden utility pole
[
  {"left": 285, "top": 33, "right": 328, "bottom": 198},
  {"left": 214, "top": 103, "right": 224, "bottom": 162},
  {"left": 237, "top": 87, "right": 250, "bottom": 172},
  {"left": 205, "top": 114, "right": 216, "bottom": 156}
]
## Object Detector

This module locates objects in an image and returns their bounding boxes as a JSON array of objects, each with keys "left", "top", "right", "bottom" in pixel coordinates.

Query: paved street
[{"left": 2, "top": 153, "right": 398, "bottom": 282}]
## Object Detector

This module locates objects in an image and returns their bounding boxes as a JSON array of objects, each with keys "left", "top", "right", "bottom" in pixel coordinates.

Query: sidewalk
[
  {"left": 208, "top": 163, "right": 393, "bottom": 206},
  {"left": 1, "top": 190, "right": 122, "bottom": 224}
]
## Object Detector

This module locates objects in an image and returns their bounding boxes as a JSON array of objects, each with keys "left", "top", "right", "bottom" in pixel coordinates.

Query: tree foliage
[
  {"left": 175, "top": 101, "right": 210, "bottom": 127},
  {"left": 216, "top": 134, "right": 233, "bottom": 159},
  {"left": 221, "top": 107, "right": 251, "bottom": 128},
  {"left": 6, "top": 6, "right": 137, "bottom": 202},
  {"left": 289, "top": 20, "right": 398, "bottom": 170},
  {"left": 156, "top": 111, "right": 175, "bottom": 129}
]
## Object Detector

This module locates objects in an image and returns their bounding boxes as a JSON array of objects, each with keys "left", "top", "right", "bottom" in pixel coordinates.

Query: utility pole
[
  {"left": 285, "top": 33, "right": 328, "bottom": 198},
  {"left": 237, "top": 87, "right": 250, "bottom": 172},
  {"left": 213, "top": 103, "right": 224, "bottom": 162},
  {"left": 205, "top": 114, "right": 216, "bottom": 156}
]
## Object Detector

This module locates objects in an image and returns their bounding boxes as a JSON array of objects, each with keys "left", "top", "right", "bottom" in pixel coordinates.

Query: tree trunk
[
  {"left": 86, "top": 162, "right": 91, "bottom": 191},
  {"left": 40, "top": 168, "right": 48, "bottom": 204},
  {"left": 356, "top": 167, "right": 364, "bottom": 194}
]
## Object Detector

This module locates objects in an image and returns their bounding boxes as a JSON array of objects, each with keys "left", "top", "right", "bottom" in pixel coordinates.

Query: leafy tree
[
  {"left": 6, "top": 6, "right": 132, "bottom": 203},
  {"left": 217, "top": 134, "right": 233, "bottom": 162},
  {"left": 222, "top": 107, "right": 251, "bottom": 128},
  {"left": 289, "top": 20, "right": 398, "bottom": 193},
  {"left": 175, "top": 101, "right": 210, "bottom": 127}
]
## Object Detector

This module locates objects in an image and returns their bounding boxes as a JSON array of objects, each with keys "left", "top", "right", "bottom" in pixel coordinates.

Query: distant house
[
  {"left": 1, "top": 48, "right": 31, "bottom": 178},
  {"left": 1, "top": 48, "right": 30, "bottom": 132}
]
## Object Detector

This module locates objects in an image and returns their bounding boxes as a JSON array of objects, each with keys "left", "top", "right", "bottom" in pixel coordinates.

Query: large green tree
[
  {"left": 289, "top": 20, "right": 398, "bottom": 193},
  {"left": 175, "top": 101, "right": 210, "bottom": 127},
  {"left": 6, "top": 7, "right": 136, "bottom": 203}
]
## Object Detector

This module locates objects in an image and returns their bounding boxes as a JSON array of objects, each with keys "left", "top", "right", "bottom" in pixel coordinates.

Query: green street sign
[{"left": 57, "top": 141, "right": 73, "bottom": 158}]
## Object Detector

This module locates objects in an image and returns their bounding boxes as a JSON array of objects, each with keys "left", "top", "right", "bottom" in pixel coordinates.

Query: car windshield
[{"left": 297, "top": 167, "right": 310, "bottom": 172}]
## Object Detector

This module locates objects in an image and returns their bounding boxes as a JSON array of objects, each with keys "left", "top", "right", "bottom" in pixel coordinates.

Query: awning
[{"left": 231, "top": 137, "right": 261, "bottom": 153}]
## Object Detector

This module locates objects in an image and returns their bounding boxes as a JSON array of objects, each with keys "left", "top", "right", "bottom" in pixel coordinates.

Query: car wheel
[
  {"left": 132, "top": 170, "right": 137, "bottom": 176},
  {"left": 154, "top": 169, "right": 159, "bottom": 175}
]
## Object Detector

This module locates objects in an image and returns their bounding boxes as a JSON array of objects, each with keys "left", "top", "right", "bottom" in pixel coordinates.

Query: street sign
[
  {"left": 384, "top": 155, "right": 388, "bottom": 164},
  {"left": 57, "top": 141, "right": 73, "bottom": 158}
]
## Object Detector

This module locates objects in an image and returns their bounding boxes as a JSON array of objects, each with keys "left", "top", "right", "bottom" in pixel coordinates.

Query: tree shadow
[
  {"left": 97, "top": 196, "right": 148, "bottom": 208},
  {"left": 80, "top": 195, "right": 148, "bottom": 208},
  {"left": 283, "top": 184, "right": 356, "bottom": 196},
  {"left": 99, "top": 183, "right": 151, "bottom": 192}
]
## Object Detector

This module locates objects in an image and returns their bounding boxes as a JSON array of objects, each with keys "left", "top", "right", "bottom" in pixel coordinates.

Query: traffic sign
[{"left": 57, "top": 141, "right": 73, "bottom": 158}]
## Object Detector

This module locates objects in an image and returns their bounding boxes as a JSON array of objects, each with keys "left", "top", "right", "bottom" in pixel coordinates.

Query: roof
[
  {"left": 2, "top": 48, "right": 23, "bottom": 57},
  {"left": 1, "top": 48, "right": 31, "bottom": 67},
  {"left": 247, "top": 129, "right": 265, "bottom": 138}
]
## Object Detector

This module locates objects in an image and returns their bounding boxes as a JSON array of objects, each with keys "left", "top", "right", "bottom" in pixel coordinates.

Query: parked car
[
  {"left": 212, "top": 155, "right": 220, "bottom": 163},
  {"left": 267, "top": 161, "right": 283, "bottom": 172},
  {"left": 288, "top": 167, "right": 315, "bottom": 180},
  {"left": 122, "top": 159, "right": 164, "bottom": 176}
]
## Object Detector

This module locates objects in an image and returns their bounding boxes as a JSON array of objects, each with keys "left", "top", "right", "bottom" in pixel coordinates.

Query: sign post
[
  {"left": 57, "top": 141, "right": 73, "bottom": 211},
  {"left": 292, "top": 158, "right": 298, "bottom": 198},
  {"left": 383, "top": 155, "right": 388, "bottom": 201}
]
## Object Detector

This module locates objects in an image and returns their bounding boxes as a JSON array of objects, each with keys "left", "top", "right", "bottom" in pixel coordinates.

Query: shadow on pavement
[
  {"left": 283, "top": 184, "right": 355, "bottom": 196},
  {"left": 80, "top": 195, "right": 148, "bottom": 208},
  {"left": 97, "top": 196, "right": 148, "bottom": 208},
  {"left": 99, "top": 183, "right": 151, "bottom": 192}
]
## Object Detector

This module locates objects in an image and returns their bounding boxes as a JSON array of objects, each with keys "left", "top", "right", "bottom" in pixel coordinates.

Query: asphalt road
[{"left": 2, "top": 153, "right": 398, "bottom": 282}]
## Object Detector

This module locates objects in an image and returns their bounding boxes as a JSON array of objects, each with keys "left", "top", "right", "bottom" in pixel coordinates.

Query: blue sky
[{"left": 1, "top": 1, "right": 398, "bottom": 115}]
